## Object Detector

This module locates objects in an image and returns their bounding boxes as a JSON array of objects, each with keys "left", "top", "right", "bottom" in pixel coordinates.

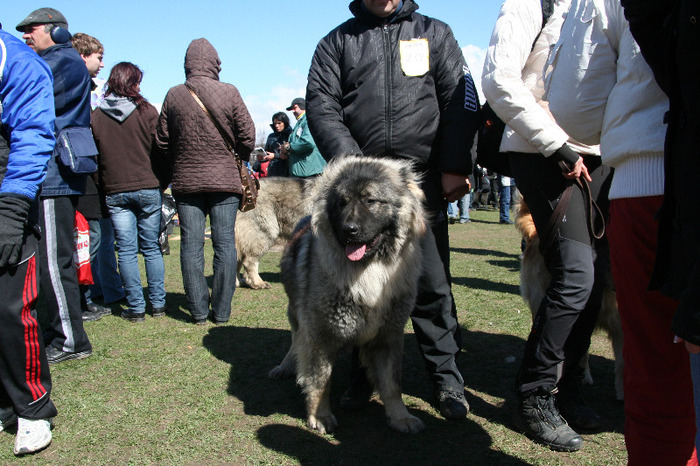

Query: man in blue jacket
[
  {"left": 0, "top": 26, "right": 58, "bottom": 456},
  {"left": 17, "top": 8, "right": 94, "bottom": 365}
]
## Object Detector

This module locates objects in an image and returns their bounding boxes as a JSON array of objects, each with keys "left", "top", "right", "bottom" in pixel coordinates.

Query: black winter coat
[
  {"left": 306, "top": 0, "right": 479, "bottom": 176},
  {"left": 622, "top": 0, "right": 700, "bottom": 346}
]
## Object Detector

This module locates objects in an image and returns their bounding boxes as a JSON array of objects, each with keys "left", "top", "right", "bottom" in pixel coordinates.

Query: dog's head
[{"left": 312, "top": 156, "right": 426, "bottom": 262}]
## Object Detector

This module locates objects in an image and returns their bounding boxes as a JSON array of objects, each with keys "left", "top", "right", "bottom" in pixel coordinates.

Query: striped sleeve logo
[{"left": 463, "top": 65, "right": 478, "bottom": 112}]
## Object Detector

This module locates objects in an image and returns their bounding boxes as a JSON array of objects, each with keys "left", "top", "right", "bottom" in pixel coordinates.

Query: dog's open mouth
[{"left": 345, "top": 234, "right": 382, "bottom": 261}]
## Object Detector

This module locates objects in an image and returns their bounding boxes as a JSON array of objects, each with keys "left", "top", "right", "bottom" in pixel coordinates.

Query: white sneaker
[
  {"left": 14, "top": 417, "right": 52, "bottom": 456},
  {"left": 0, "top": 407, "right": 17, "bottom": 432}
]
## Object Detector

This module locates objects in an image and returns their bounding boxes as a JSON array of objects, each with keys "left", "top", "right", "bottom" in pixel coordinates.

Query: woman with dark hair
[
  {"left": 91, "top": 61, "right": 167, "bottom": 322},
  {"left": 258, "top": 111, "right": 292, "bottom": 177}
]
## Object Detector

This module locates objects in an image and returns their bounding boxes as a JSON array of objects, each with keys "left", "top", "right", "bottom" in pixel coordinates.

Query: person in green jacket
[{"left": 281, "top": 98, "right": 326, "bottom": 178}]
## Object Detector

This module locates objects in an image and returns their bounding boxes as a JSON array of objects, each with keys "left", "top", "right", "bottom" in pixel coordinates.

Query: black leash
[{"left": 539, "top": 177, "right": 605, "bottom": 254}]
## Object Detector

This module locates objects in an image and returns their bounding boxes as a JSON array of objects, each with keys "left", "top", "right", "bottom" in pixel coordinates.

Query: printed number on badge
[{"left": 400, "top": 39, "right": 430, "bottom": 77}]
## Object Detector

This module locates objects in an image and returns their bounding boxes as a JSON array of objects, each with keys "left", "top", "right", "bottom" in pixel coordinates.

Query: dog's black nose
[{"left": 342, "top": 223, "right": 360, "bottom": 239}]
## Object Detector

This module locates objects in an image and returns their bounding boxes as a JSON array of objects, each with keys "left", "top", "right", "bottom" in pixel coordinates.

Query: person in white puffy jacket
[
  {"left": 544, "top": 0, "right": 697, "bottom": 463},
  {"left": 482, "top": 0, "right": 614, "bottom": 452}
]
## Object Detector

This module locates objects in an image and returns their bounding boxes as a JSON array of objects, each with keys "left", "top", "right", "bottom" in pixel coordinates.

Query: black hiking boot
[{"left": 515, "top": 386, "right": 583, "bottom": 452}]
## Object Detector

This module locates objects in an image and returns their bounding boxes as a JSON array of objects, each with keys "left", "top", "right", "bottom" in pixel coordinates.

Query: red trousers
[{"left": 608, "top": 197, "right": 697, "bottom": 465}]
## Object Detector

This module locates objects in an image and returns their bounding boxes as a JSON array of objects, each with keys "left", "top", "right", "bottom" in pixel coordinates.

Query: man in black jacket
[{"left": 306, "top": 0, "right": 479, "bottom": 419}]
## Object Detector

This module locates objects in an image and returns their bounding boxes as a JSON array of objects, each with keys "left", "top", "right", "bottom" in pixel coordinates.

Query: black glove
[
  {"left": 0, "top": 194, "right": 32, "bottom": 268},
  {"left": 551, "top": 143, "right": 580, "bottom": 171}
]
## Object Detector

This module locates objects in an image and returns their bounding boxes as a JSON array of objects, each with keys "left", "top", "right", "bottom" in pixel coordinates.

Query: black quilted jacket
[{"left": 306, "top": 0, "right": 479, "bottom": 175}]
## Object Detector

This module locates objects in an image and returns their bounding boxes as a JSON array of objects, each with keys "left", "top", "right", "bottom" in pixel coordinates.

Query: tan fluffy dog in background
[
  {"left": 515, "top": 200, "right": 624, "bottom": 400},
  {"left": 235, "top": 177, "right": 315, "bottom": 289}
]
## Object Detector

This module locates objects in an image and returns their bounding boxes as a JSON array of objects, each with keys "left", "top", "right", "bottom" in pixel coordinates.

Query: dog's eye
[{"left": 365, "top": 198, "right": 379, "bottom": 206}]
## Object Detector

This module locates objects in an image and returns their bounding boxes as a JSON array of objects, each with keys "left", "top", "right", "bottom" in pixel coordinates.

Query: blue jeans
[
  {"left": 499, "top": 185, "right": 511, "bottom": 223},
  {"left": 691, "top": 352, "right": 700, "bottom": 453},
  {"left": 174, "top": 192, "right": 239, "bottom": 322},
  {"left": 447, "top": 193, "right": 470, "bottom": 221},
  {"left": 458, "top": 193, "right": 470, "bottom": 221},
  {"left": 447, "top": 200, "right": 458, "bottom": 219},
  {"left": 90, "top": 218, "right": 125, "bottom": 303},
  {"left": 106, "top": 189, "right": 166, "bottom": 313}
]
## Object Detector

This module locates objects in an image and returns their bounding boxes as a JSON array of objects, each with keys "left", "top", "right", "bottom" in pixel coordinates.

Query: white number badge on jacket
[{"left": 400, "top": 38, "right": 430, "bottom": 77}]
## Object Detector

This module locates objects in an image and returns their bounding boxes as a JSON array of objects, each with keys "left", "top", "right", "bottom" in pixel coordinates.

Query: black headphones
[{"left": 49, "top": 25, "right": 72, "bottom": 44}]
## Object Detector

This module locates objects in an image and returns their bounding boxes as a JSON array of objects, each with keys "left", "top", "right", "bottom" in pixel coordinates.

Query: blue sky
[{"left": 4, "top": 1, "right": 503, "bottom": 142}]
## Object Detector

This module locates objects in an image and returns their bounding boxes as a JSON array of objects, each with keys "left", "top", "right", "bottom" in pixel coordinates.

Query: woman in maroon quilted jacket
[{"left": 155, "top": 38, "right": 255, "bottom": 325}]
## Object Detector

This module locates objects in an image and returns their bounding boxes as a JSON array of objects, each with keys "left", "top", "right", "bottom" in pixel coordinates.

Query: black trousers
[
  {"left": 0, "top": 229, "right": 57, "bottom": 420},
  {"left": 509, "top": 153, "right": 612, "bottom": 394},
  {"left": 407, "top": 171, "right": 464, "bottom": 391},
  {"left": 39, "top": 196, "right": 92, "bottom": 354},
  {"left": 411, "top": 221, "right": 464, "bottom": 391}
]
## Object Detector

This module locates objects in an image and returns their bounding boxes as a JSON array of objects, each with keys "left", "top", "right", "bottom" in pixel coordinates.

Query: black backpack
[{"left": 476, "top": 0, "right": 555, "bottom": 178}]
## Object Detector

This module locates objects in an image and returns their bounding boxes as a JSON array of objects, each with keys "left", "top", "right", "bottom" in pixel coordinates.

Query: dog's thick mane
[{"left": 311, "top": 156, "right": 425, "bottom": 308}]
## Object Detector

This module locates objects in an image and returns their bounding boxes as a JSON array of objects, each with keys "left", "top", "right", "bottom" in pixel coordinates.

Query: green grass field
[{"left": 2, "top": 208, "right": 626, "bottom": 464}]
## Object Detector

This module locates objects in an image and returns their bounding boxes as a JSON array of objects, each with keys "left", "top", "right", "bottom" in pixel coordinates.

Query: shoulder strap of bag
[{"left": 185, "top": 84, "right": 237, "bottom": 155}]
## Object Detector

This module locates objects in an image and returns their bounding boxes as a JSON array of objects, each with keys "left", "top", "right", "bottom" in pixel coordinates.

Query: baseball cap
[
  {"left": 286, "top": 97, "right": 305, "bottom": 111},
  {"left": 16, "top": 8, "right": 68, "bottom": 32}
]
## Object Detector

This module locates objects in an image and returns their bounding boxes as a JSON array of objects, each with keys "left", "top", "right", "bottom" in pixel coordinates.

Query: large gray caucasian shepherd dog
[
  {"left": 235, "top": 177, "right": 314, "bottom": 289},
  {"left": 268, "top": 155, "right": 427, "bottom": 434}
]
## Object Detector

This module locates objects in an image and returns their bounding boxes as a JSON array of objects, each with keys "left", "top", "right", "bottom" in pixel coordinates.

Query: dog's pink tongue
[{"left": 345, "top": 244, "right": 366, "bottom": 261}]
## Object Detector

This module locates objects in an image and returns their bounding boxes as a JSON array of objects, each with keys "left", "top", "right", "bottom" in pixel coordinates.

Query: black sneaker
[
  {"left": 120, "top": 310, "right": 145, "bottom": 323},
  {"left": 556, "top": 379, "right": 602, "bottom": 430},
  {"left": 436, "top": 388, "right": 469, "bottom": 420},
  {"left": 515, "top": 386, "right": 583, "bottom": 452},
  {"left": 45, "top": 346, "right": 92, "bottom": 365},
  {"left": 86, "top": 302, "right": 112, "bottom": 317},
  {"left": 81, "top": 310, "right": 103, "bottom": 322},
  {"left": 152, "top": 307, "right": 167, "bottom": 318}
]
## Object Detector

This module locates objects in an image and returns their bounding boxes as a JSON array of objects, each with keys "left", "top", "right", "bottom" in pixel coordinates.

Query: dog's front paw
[
  {"left": 249, "top": 280, "right": 271, "bottom": 290},
  {"left": 308, "top": 413, "right": 338, "bottom": 434},
  {"left": 388, "top": 414, "right": 425, "bottom": 434},
  {"left": 268, "top": 365, "right": 294, "bottom": 379}
]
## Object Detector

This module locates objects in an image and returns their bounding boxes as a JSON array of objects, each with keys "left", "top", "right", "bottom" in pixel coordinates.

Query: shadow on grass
[
  {"left": 487, "top": 259, "right": 521, "bottom": 272},
  {"left": 451, "top": 247, "right": 516, "bottom": 259},
  {"left": 202, "top": 326, "right": 529, "bottom": 464},
  {"left": 202, "top": 323, "right": 623, "bottom": 463},
  {"left": 255, "top": 420, "right": 529, "bottom": 465},
  {"left": 466, "top": 218, "right": 500, "bottom": 225},
  {"left": 458, "top": 330, "right": 625, "bottom": 436},
  {"left": 257, "top": 270, "right": 282, "bottom": 286},
  {"left": 452, "top": 277, "right": 520, "bottom": 296}
]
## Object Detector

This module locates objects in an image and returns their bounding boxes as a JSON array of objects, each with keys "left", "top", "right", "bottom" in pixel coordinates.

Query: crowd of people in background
[{"left": 0, "top": 0, "right": 699, "bottom": 462}]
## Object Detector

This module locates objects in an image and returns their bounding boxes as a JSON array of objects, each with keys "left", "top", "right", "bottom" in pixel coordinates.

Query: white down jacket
[
  {"left": 481, "top": 0, "right": 598, "bottom": 157},
  {"left": 544, "top": 0, "right": 668, "bottom": 199}
]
